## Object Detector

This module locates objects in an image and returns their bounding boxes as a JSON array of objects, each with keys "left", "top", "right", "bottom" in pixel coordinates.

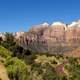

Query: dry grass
[
  {"left": 64, "top": 47, "right": 80, "bottom": 57},
  {"left": 0, "top": 62, "right": 9, "bottom": 80}
]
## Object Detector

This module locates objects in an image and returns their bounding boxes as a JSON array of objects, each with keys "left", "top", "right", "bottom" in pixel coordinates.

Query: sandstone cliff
[{"left": 15, "top": 20, "right": 80, "bottom": 53}]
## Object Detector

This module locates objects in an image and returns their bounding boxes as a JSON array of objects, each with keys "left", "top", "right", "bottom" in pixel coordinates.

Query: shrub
[{"left": 5, "top": 57, "right": 29, "bottom": 80}]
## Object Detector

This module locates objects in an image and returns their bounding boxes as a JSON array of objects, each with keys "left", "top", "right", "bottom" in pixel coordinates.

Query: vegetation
[{"left": 0, "top": 33, "right": 80, "bottom": 80}]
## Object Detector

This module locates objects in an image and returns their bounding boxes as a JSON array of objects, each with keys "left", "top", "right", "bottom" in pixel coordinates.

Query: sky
[{"left": 0, "top": 0, "right": 80, "bottom": 32}]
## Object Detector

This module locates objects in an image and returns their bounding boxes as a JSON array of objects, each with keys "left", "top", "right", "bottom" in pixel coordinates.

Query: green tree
[{"left": 1, "top": 32, "right": 15, "bottom": 49}]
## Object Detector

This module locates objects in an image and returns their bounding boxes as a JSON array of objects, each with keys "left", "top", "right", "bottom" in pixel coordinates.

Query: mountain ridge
[
  {"left": 13, "top": 20, "right": 80, "bottom": 53},
  {"left": 1, "top": 20, "right": 80, "bottom": 53}
]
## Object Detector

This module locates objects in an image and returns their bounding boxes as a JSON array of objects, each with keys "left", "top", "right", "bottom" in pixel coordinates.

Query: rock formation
[{"left": 15, "top": 20, "right": 80, "bottom": 53}]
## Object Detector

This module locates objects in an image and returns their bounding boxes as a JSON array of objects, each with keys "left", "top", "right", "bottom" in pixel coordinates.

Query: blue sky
[{"left": 0, "top": 0, "right": 80, "bottom": 32}]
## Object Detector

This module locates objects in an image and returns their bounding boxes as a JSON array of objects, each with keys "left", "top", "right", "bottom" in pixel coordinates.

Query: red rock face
[
  {"left": 15, "top": 20, "right": 80, "bottom": 53},
  {"left": 43, "top": 24, "right": 66, "bottom": 44}
]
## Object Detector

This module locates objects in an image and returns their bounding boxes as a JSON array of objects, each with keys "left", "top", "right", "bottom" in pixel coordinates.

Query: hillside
[
  {"left": 0, "top": 46, "right": 29, "bottom": 80},
  {"left": 0, "top": 46, "right": 11, "bottom": 80},
  {"left": 0, "top": 44, "right": 80, "bottom": 80}
]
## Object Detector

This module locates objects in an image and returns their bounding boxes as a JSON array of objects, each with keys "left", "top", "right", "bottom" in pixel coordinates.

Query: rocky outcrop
[{"left": 15, "top": 20, "right": 80, "bottom": 53}]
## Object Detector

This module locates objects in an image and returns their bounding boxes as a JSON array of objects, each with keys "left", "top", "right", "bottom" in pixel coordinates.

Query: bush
[
  {"left": 0, "top": 46, "right": 12, "bottom": 59},
  {"left": 5, "top": 57, "right": 29, "bottom": 80}
]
